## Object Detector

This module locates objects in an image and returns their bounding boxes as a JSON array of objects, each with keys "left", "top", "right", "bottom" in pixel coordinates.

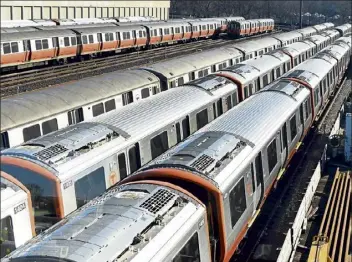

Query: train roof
[
  {"left": 304, "top": 34, "right": 330, "bottom": 45},
  {"left": 3, "top": 83, "right": 235, "bottom": 177},
  {"left": 217, "top": 52, "right": 290, "bottom": 85},
  {"left": 141, "top": 83, "right": 309, "bottom": 188},
  {"left": 272, "top": 31, "right": 303, "bottom": 42},
  {"left": 142, "top": 48, "right": 241, "bottom": 78},
  {"left": 320, "top": 29, "right": 340, "bottom": 38},
  {"left": 1, "top": 29, "right": 76, "bottom": 42},
  {"left": 281, "top": 41, "right": 316, "bottom": 57},
  {"left": 232, "top": 37, "right": 280, "bottom": 53},
  {"left": 143, "top": 21, "right": 190, "bottom": 28},
  {"left": 296, "top": 26, "right": 317, "bottom": 36},
  {"left": 315, "top": 43, "right": 349, "bottom": 61},
  {"left": 71, "top": 24, "right": 145, "bottom": 34},
  {"left": 5, "top": 183, "right": 204, "bottom": 261},
  {"left": 1, "top": 70, "right": 159, "bottom": 132},
  {"left": 335, "top": 23, "right": 352, "bottom": 33},
  {"left": 0, "top": 27, "right": 39, "bottom": 33}
]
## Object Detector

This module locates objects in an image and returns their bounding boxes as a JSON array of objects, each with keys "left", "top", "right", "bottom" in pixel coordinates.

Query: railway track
[
  {"left": 231, "top": 63, "right": 352, "bottom": 262},
  {"left": 0, "top": 30, "right": 281, "bottom": 98}
]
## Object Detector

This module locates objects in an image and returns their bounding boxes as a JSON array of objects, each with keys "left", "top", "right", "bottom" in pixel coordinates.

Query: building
[{"left": 0, "top": 1, "right": 170, "bottom": 21}]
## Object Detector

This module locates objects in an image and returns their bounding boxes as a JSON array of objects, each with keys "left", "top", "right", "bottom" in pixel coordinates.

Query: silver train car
[
  {"left": 1, "top": 76, "right": 238, "bottom": 230},
  {"left": 5, "top": 37, "right": 351, "bottom": 262},
  {"left": 1, "top": 172, "right": 35, "bottom": 258}
]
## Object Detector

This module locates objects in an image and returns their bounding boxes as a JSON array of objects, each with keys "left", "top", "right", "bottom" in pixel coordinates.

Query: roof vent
[
  {"left": 190, "top": 154, "right": 215, "bottom": 172},
  {"left": 34, "top": 144, "right": 68, "bottom": 161},
  {"left": 139, "top": 189, "right": 174, "bottom": 214}
]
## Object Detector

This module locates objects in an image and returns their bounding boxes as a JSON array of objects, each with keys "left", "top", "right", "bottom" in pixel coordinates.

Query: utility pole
[{"left": 300, "top": 0, "right": 303, "bottom": 28}]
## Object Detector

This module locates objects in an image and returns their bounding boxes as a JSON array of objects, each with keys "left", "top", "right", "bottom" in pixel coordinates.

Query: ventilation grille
[
  {"left": 34, "top": 144, "right": 68, "bottom": 161},
  {"left": 190, "top": 154, "right": 215, "bottom": 172},
  {"left": 140, "top": 189, "right": 174, "bottom": 214}
]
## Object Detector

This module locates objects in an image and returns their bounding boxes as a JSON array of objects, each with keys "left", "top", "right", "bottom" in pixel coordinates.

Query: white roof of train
[{"left": 231, "top": 37, "right": 280, "bottom": 54}]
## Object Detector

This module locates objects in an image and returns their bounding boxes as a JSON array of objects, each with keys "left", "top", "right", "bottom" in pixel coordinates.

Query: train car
[
  {"left": 319, "top": 29, "right": 341, "bottom": 43},
  {"left": 231, "top": 37, "right": 281, "bottom": 59},
  {"left": 335, "top": 23, "right": 352, "bottom": 36},
  {"left": 280, "top": 41, "right": 317, "bottom": 67},
  {"left": 272, "top": 31, "right": 304, "bottom": 46},
  {"left": 1, "top": 29, "right": 77, "bottom": 69},
  {"left": 296, "top": 26, "right": 318, "bottom": 38},
  {"left": 227, "top": 18, "right": 274, "bottom": 38},
  {"left": 142, "top": 48, "right": 243, "bottom": 90},
  {"left": 0, "top": 70, "right": 160, "bottom": 149},
  {"left": 216, "top": 51, "right": 291, "bottom": 100},
  {"left": 1, "top": 172, "right": 35, "bottom": 258},
  {"left": 1, "top": 78, "right": 238, "bottom": 230},
  {"left": 7, "top": 40, "right": 350, "bottom": 261}
]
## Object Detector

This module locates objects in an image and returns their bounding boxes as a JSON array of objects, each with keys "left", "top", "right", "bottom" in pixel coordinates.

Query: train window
[
  {"left": 68, "top": 108, "right": 84, "bottom": 125},
  {"left": 141, "top": 88, "right": 150, "bottom": 98},
  {"left": 88, "top": 35, "right": 94, "bottom": 44},
  {"left": 104, "top": 99, "right": 116, "bottom": 112},
  {"left": 143, "top": 31, "right": 146, "bottom": 37},
  {"left": 2, "top": 43, "right": 11, "bottom": 54},
  {"left": 263, "top": 75, "right": 269, "bottom": 86},
  {"left": 0, "top": 216, "right": 16, "bottom": 258},
  {"left": 227, "top": 95, "right": 233, "bottom": 109},
  {"left": 149, "top": 30, "right": 154, "bottom": 37},
  {"left": 122, "top": 91, "right": 133, "bottom": 106},
  {"left": 211, "top": 65, "right": 216, "bottom": 72},
  {"left": 204, "top": 69, "right": 209, "bottom": 76},
  {"left": 249, "top": 83, "right": 254, "bottom": 96},
  {"left": 150, "top": 131, "right": 169, "bottom": 159},
  {"left": 105, "top": 33, "right": 110, "bottom": 41},
  {"left": 196, "top": 109, "right": 208, "bottom": 130},
  {"left": 229, "top": 177, "right": 247, "bottom": 228},
  {"left": 75, "top": 167, "right": 106, "bottom": 208},
  {"left": 193, "top": 26, "right": 197, "bottom": 31},
  {"left": 244, "top": 86, "right": 249, "bottom": 99},
  {"left": 290, "top": 115, "right": 297, "bottom": 140},
  {"left": 178, "top": 77, "right": 184, "bottom": 86},
  {"left": 216, "top": 99, "right": 223, "bottom": 117},
  {"left": 169, "top": 80, "right": 176, "bottom": 88},
  {"left": 42, "top": 39, "right": 49, "bottom": 49},
  {"left": 172, "top": 232, "right": 200, "bottom": 262},
  {"left": 267, "top": 138, "right": 278, "bottom": 174},
  {"left": 82, "top": 35, "right": 88, "bottom": 44},
  {"left": 286, "top": 62, "right": 291, "bottom": 71},
  {"left": 35, "top": 40, "right": 42, "bottom": 50},
  {"left": 139, "top": 30, "right": 143, "bottom": 37},
  {"left": 159, "top": 28, "right": 163, "bottom": 35},
  {"left": 255, "top": 152, "right": 263, "bottom": 186},
  {"left": 304, "top": 101, "right": 309, "bottom": 120},
  {"left": 117, "top": 153, "right": 128, "bottom": 180},
  {"left": 198, "top": 71, "right": 203, "bottom": 78},
  {"left": 64, "top": 37, "right": 70, "bottom": 47},
  {"left": 294, "top": 58, "right": 298, "bottom": 66},
  {"left": 182, "top": 116, "right": 190, "bottom": 139},
  {"left": 129, "top": 144, "right": 141, "bottom": 173},
  {"left": 188, "top": 72, "right": 195, "bottom": 81},
  {"left": 154, "top": 29, "right": 157, "bottom": 36},
  {"left": 256, "top": 78, "right": 261, "bottom": 90},
  {"left": 276, "top": 68, "right": 281, "bottom": 78},
  {"left": 23, "top": 124, "right": 41, "bottom": 142},
  {"left": 71, "top": 36, "right": 77, "bottom": 46},
  {"left": 308, "top": 97, "right": 312, "bottom": 116},
  {"left": 1, "top": 132, "right": 10, "bottom": 150},
  {"left": 232, "top": 93, "right": 238, "bottom": 106},
  {"left": 271, "top": 70, "right": 275, "bottom": 81},
  {"left": 42, "top": 118, "right": 58, "bottom": 135},
  {"left": 176, "top": 122, "right": 181, "bottom": 143},
  {"left": 10, "top": 42, "right": 18, "bottom": 53},
  {"left": 92, "top": 103, "right": 105, "bottom": 117}
]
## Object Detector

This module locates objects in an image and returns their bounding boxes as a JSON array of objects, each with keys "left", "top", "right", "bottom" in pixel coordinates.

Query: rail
[{"left": 307, "top": 169, "right": 352, "bottom": 262}]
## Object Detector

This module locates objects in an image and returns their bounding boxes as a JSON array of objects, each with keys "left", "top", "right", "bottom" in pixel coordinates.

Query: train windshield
[{"left": 1, "top": 164, "right": 57, "bottom": 220}]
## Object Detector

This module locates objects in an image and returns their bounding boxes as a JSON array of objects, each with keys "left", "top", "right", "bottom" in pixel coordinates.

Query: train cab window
[
  {"left": 176, "top": 122, "right": 181, "bottom": 143},
  {"left": 68, "top": 108, "right": 84, "bottom": 125},
  {"left": 104, "top": 99, "right": 116, "bottom": 112},
  {"left": 276, "top": 68, "right": 281, "bottom": 78},
  {"left": 82, "top": 35, "right": 88, "bottom": 44},
  {"left": 294, "top": 57, "right": 299, "bottom": 66},
  {"left": 178, "top": 77, "right": 184, "bottom": 86},
  {"left": 196, "top": 109, "right": 209, "bottom": 130},
  {"left": 88, "top": 35, "right": 94, "bottom": 44},
  {"left": 129, "top": 144, "right": 141, "bottom": 173},
  {"left": 23, "top": 124, "right": 41, "bottom": 142},
  {"left": 182, "top": 116, "right": 190, "bottom": 139},
  {"left": 75, "top": 167, "right": 106, "bottom": 208},
  {"left": 42, "top": 39, "right": 49, "bottom": 49},
  {"left": 150, "top": 131, "right": 169, "bottom": 159},
  {"left": 267, "top": 138, "right": 278, "bottom": 174},
  {"left": 71, "top": 36, "right": 77, "bottom": 46},
  {"left": 118, "top": 153, "right": 127, "bottom": 180},
  {"left": 263, "top": 75, "right": 269, "bottom": 86},
  {"left": 227, "top": 95, "right": 233, "bottom": 109},
  {"left": 249, "top": 83, "right": 254, "bottom": 96},
  {"left": 143, "top": 31, "right": 146, "bottom": 37},
  {"left": 92, "top": 103, "right": 105, "bottom": 117},
  {"left": 216, "top": 99, "right": 223, "bottom": 117},
  {"left": 0, "top": 216, "right": 15, "bottom": 258},
  {"left": 290, "top": 115, "right": 297, "bottom": 140},
  {"left": 10, "top": 42, "right": 18, "bottom": 53},
  {"left": 64, "top": 37, "right": 70, "bottom": 47},
  {"left": 141, "top": 88, "right": 150, "bottom": 98},
  {"left": 172, "top": 232, "right": 200, "bottom": 262},
  {"left": 42, "top": 118, "right": 58, "bottom": 135},
  {"left": 229, "top": 177, "right": 247, "bottom": 228},
  {"left": 1, "top": 132, "right": 10, "bottom": 150}
]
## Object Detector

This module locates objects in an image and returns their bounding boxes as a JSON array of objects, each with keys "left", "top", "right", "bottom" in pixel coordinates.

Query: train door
[
  {"left": 97, "top": 33, "right": 103, "bottom": 51},
  {"left": 254, "top": 152, "right": 264, "bottom": 209},
  {"left": 51, "top": 37, "right": 59, "bottom": 58},
  {"left": 281, "top": 122, "right": 288, "bottom": 165},
  {"left": 23, "top": 39, "right": 31, "bottom": 61},
  {"left": 132, "top": 30, "right": 137, "bottom": 46}
]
